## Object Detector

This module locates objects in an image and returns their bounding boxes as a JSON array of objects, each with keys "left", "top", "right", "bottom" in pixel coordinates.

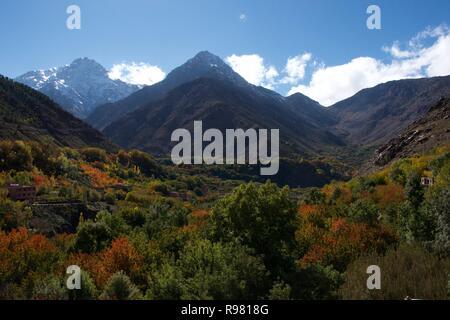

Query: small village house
[
  {"left": 6, "top": 183, "right": 37, "bottom": 202},
  {"left": 420, "top": 176, "right": 434, "bottom": 187}
]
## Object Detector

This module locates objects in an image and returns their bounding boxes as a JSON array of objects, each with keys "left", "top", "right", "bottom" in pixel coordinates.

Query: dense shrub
[
  {"left": 74, "top": 220, "right": 113, "bottom": 253},
  {"left": 129, "top": 150, "right": 164, "bottom": 178},
  {"left": 31, "top": 275, "right": 68, "bottom": 300},
  {"left": 0, "top": 141, "right": 33, "bottom": 171},
  {"left": 147, "top": 239, "right": 268, "bottom": 299},
  {"left": 268, "top": 281, "right": 292, "bottom": 300},
  {"left": 424, "top": 188, "right": 450, "bottom": 257},
  {"left": 100, "top": 271, "right": 142, "bottom": 300},
  {"left": 348, "top": 199, "right": 380, "bottom": 225},
  {"left": 81, "top": 148, "right": 108, "bottom": 163},
  {"left": 339, "top": 244, "right": 449, "bottom": 299},
  {"left": 69, "top": 270, "right": 98, "bottom": 300},
  {"left": 0, "top": 199, "right": 31, "bottom": 231},
  {"left": 144, "top": 202, "right": 189, "bottom": 239}
]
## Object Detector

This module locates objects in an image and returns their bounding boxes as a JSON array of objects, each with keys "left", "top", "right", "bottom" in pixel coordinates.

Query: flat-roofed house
[
  {"left": 6, "top": 184, "right": 36, "bottom": 202},
  {"left": 420, "top": 177, "right": 434, "bottom": 187}
]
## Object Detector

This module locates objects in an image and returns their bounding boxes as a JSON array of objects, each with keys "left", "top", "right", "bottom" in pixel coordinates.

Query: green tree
[
  {"left": 0, "top": 140, "right": 33, "bottom": 171},
  {"left": 302, "top": 188, "right": 326, "bottom": 205},
  {"left": 389, "top": 165, "right": 406, "bottom": 186},
  {"left": 144, "top": 202, "right": 189, "bottom": 240},
  {"left": 119, "top": 207, "right": 147, "bottom": 228},
  {"left": 100, "top": 271, "right": 142, "bottom": 300},
  {"left": 147, "top": 239, "right": 268, "bottom": 299},
  {"left": 0, "top": 199, "right": 31, "bottom": 231},
  {"left": 348, "top": 199, "right": 379, "bottom": 225},
  {"left": 81, "top": 147, "right": 108, "bottom": 163},
  {"left": 424, "top": 189, "right": 450, "bottom": 257},
  {"left": 129, "top": 150, "right": 164, "bottom": 178},
  {"left": 404, "top": 171, "right": 424, "bottom": 207},
  {"left": 116, "top": 150, "right": 130, "bottom": 167},
  {"left": 95, "top": 210, "right": 129, "bottom": 238},
  {"left": 295, "top": 264, "right": 344, "bottom": 300},
  {"left": 209, "top": 181, "right": 298, "bottom": 278},
  {"left": 74, "top": 220, "right": 113, "bottom": 253},
  {"left": 268, "top": 281, "right": 291, "bottom": 300}
]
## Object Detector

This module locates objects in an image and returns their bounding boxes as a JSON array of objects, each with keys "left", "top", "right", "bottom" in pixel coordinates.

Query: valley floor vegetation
[{"left": 0, "top": 140, "right": 449, "bottom": 300}]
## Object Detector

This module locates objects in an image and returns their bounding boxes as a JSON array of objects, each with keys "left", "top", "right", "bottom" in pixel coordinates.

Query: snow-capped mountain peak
[{"left": 15, "top": 58, "right": 139, "bottom": 119}]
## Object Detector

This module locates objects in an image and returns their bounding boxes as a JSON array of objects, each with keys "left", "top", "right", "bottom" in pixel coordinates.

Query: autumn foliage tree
[
  {"left": 68, "top": 237, "right": 144, "bottom": 289},
  {"left": 0, "top": 228, "right": 61, "bottom": 298},
  {"left": 297, "top": 216, "right": 398, "bottom": 272}
]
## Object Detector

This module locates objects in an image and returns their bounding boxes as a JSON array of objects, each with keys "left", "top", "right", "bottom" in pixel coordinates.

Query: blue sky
[{"left": 1, "top": 0, "right": 449, "bottom": 105}]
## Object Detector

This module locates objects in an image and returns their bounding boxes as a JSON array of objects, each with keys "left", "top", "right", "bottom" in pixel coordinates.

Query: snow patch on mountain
[{"left": 16, "top": 58, "right": 140, "bottom": 119}]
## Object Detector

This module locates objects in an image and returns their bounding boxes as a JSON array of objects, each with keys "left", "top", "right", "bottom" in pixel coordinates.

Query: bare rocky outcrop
[{"left": 374, "top": 97, "right": 450, "bottom": 166}]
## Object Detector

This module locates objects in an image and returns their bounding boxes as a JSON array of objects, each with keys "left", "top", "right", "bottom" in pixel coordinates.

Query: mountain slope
[
  {"left": 16, "top": 58, "right": 139, "bottom": 118},
  {"left": 329, "top": 76, "right": 450, "bottom": 146},
  {"left": 87, "top": 51, "right": 270, "bottom": 130},
  {"left": 0, "top": 75, "right": 115, "bottom": 150},
  {"left": 373, "top": 97, "right": 450, "bottom": 167},
  {"left": 286, "top": 93, "right": 337, "bottom": 128},
  {"left": 103, "top": 76, "right": 343, "bottom": 157}
]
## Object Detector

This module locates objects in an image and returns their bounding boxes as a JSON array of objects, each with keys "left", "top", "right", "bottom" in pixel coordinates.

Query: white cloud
[
  {"left": 382, "top": 42, "right": 416, "bottom": 59},
  {"left": 281, "top": 53, "right": 312, "bottom": 84},
  {"left": 289, "top": 25, "right": 450, "bottom": 106},
  {"left": 108, "top": 62, "right": 166, "bottom": 86},
  {"left": 226, "top": 54, "right": 279, "bottom": 89}
]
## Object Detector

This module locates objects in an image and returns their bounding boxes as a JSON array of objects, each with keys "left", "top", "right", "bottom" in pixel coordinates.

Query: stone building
[{"left": 7, "top": 184, "right": 36, "bottom": 202}]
